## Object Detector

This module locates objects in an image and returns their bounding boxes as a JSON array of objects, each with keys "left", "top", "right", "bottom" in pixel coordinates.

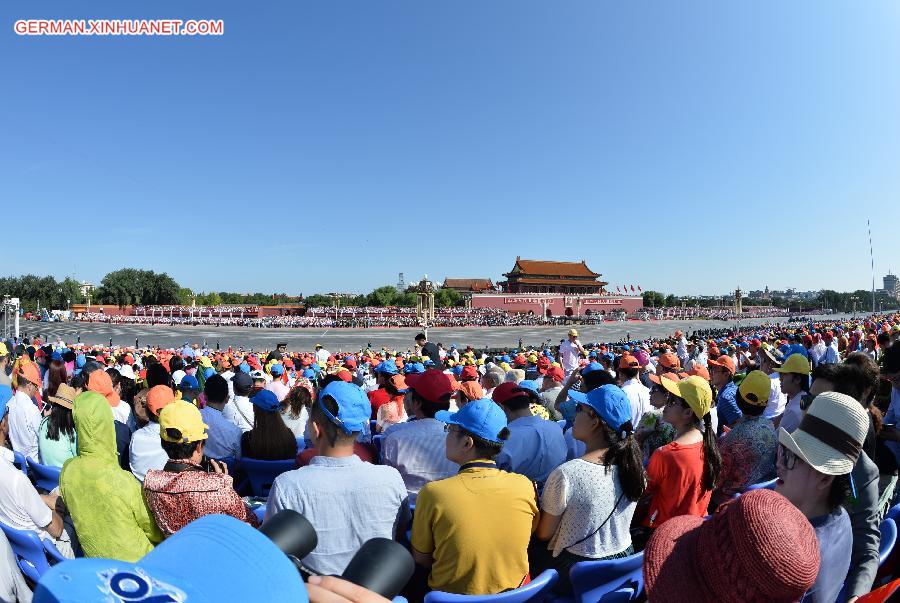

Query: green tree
[
  {"left": 396, "top": 292, "right": 417, "bottom": 307},
  {"left": 664, "top": 294, "right": 678, "bottom": 307},
  {"left": 304, "top": 294, "right": 333, "bottom": 308},
  {"left": 367, "top": 286, "right": 398, "bottom": 307},
  {"left": 178, "top": 287, "right": 194, "bottom": 306},
  {"left": 435, "top": 288, "right": 463, "bottom": 308},
  {"left": 642, "top": 290, "right": 665, "bottom": 308}
]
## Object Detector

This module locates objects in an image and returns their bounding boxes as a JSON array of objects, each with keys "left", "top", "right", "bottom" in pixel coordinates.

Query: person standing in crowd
[
  {"left": 241, "top": 389, "right": 297, "bottom": 460},
  {"left": 820, "top": 331, "right": 840, "bottom": 365},
  {"left": 143, "top": 400, "right": 257, "bottom": 536},
  {"left": 197, "top": 374, "right": 242, "bottom": 461},
  {"left": 382, "top": 369, "right": 459, "bottom": 500},
  {"left": 60, "top": 391, "right": 163, "bottom": 561},
  {"left": 492, "top": 381, "right": 567, "bottom": 485},
  {"left": 266, "top": 381, "right": 408, "bottom": 576},
  {"left": 617, "top": 354, "right": 651, "bottom": 429},
  {"left": 712, "top": 370, "right": 776, "bottom": 506},
  {"left": 638, "top": 376, "right": 721, "bottom": 547},
  {"left": 415, "top": 333, "right": 443, "bottom": 369},
  {"left": 532, "top": 385, "right": 644, "bottom": 595},
  {"left": 559, "top": 329, "right": 586, "bottom": 376},
  {"left": 224, "top": 371, "right": 255, "bottom": 432},
  {"left": 38, "top": 383, "right": 78, "bottom": 468},
  {"left": 130, "top": 385, "right": 175, "bottom": 482},
  {"left": 773, "top": 353, "right": 812, "bottom": 433},
  {"left": 775, "top": 391, "right": 868, "bottom": 603},
  {"left": 8, "top": 362, "right": 42, "bottom": 461},
  {"left": 411, "top": 399, "right": 538, "bottom": 596},
  {"left": 315, "top": 343, "right": 330, "bottom": 368},
  {"left": 708, "top": 354, "right": 740, "bottom": 430},
  {"left": 265, "top": 363, "right": 290, "bottom": 401}
]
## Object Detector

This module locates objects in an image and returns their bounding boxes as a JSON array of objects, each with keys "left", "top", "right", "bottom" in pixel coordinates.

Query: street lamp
[{"left": 414, "top": 276, "right": 436, "bottom": 339}]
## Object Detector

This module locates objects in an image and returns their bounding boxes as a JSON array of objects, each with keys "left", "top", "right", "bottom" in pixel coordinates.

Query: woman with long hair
[
  {"left": 38, "top": 383, "right": 78, "bottom": 467},
  {"left": 44, "top": 359, "right": 68, "bottom": 399},
  {"left": 242, "top": 389, "right": 297, "bottom": 460},
  {"left": 533, "top": 384, "right": 646, "bottom": 594},
  {"left": 281, "top": 378, "right": 313, "bottom": 438},
  {"left": 635, "top": 376, "right": 721, "bottom": 548}
]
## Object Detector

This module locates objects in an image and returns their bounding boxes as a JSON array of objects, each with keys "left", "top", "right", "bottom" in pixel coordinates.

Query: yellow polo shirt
[{"left": 411, "top": 460, "right": 539, "bottom": 595}]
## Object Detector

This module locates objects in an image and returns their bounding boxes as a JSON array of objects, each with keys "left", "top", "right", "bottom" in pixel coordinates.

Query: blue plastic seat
[
  {"left": 373, "top": 435, "right": 385, "bottom": 460},
  {"left": 566, "top": 551, "right": 644, "bottom": 603},
  {"left": 253, "top": 506, "right": 267, "bottom": 523},
  {"left": 745, "top": 478, "right": 778, "bottom": 492},
  {"left": 880, "top": 518, "right": 897, "bottom": 566},
  {"left": 0, "top": 521, "right": 52, "bottom": 582},
  {"left": 423, "top": 569, "right": 558, "bottom": 602},
  {"left": 26, "top": 457, "right": 62, "bottom": 492},
  {"left": 42, "top": 538, "right": 69, "bottom": 564},
  {"left": 295, "top": 437, "right": 305, "bottom": 453},
  {"left": 236, "top": 458, "right": 295, "bottom": 497}
]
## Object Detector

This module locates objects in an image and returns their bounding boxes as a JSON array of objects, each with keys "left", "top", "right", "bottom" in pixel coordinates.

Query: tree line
[
  {"left": 1, "top": 270, "right": 465, "bottom": 312},
  {"left": 641, "top": 288, "right": 898, "bottom": 313}
]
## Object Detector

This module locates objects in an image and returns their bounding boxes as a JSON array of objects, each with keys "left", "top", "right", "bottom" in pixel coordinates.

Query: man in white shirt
[
  {"left": 265, "top": 363, "right": 290, "bottom": 402},
  {"left": 315, "top": 344, "right": 330, "bottom": 368},
  {"left": 674, "top": 330, "right": 689, "bottom": 368},
  {"left": 559, "top": 329, "right": 586, "bottom": 376},
  {"left": 617, "top": 353, "right": 652, "bottom": 428},
  {"left": 760, "top": 347, "right": 788, "bottom": 421},
  {"left": 7, "top": 363, "right": 42, "bottom": 461},
  {"left": 383, "top": 370, "right": 459, "bottom": 500},
  {"left": 820, "top": 332, "right": 840, "bottom": 365},
  {"left": 223, "top": 372, "right": 255, "bottom": 432}
]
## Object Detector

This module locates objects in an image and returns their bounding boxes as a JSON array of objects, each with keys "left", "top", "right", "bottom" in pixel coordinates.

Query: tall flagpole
[{"left": 869, "top": 219, "right": 876, "bottom": 314}]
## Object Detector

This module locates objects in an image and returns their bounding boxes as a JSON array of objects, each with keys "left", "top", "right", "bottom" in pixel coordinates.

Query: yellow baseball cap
[
  {"left": 773, "top": 353, "right": 812, "bottom": 376},
  {"left": 159, "top": 400, "right": 209, "bottom": 443},
  {"left": 661, "top": 375, "right": 713, "bottom": 420},
  {"left": 0, "top": 342, "right": 8, "bottom": 357},
  {"left": 568, "top": 329, "right": 579, "bottom": 337},
  {"left": 739, "top": 370, "right": 772, "bottom": 407}
]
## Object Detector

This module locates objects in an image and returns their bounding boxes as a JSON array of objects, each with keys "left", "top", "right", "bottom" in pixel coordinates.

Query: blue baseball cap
[
  {"left": 33, "top": 514, "right": 307, "bottom": 603},
  {"left": 435, "top": 398, "right": 508, "bottom": 444},
  {"left": 179, "top": 374, "right": 199, "bottom": 390},
  {"left": 584, "top": 384, "right": 633, "bottom": 432},
  {"left": 318, "top": 381, "right": 371, "bottom": 435},
  {"left": 517, "top": 380, "right": 539, "bottom": 393},
  {"left": 581, "top": 362, "right": 604, "bottom": 376},
  {"left": 375, "top": 360, "right": 398, "bottom": 375},
  {"left": 238, "top": 362, "right": 251, "bottom": 374},
  {"left": 203, "top": 367, "right": 216, "bottom": 380},
  {"left": 0, "top": 385, "right": 12, "bottom": 421},
  {"left": 301, "top": 368, "right": 316, "bottom": 379},
  {"left": 270, "top": 363, "right": 284, "bottom": 376},
  {"left": 251, "top": 389, "right": 280, "bottom": 413}
]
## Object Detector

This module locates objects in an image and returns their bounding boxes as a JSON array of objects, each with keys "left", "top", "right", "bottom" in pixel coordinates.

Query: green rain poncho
[{"left": 60, "top": 391, "right": 163, "bottom": 561}]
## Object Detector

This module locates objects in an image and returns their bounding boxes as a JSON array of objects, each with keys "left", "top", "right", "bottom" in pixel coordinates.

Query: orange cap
[
  {"left": 17, "top": 362, "right": 41, "bottom": 387},
  {"left": 688, "top": 365, "right": 711, "bottom": 382},
  {"left": 147, "top": 385, "right": 176, "bottom": 416},
  {"left": 707, "top": 355, "right": 736, "bottom": 375},
  {"left": 657, "top": 352, "right": 681, "bottom": 370},
  {"left": 88, "top": 370, "right": 121, "bottom": 408}
]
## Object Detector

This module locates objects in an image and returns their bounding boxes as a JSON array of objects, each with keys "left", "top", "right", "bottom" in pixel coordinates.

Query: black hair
[
  {"left": 843, "top": 353, "right": 879, "bottom": 407},
  {"left": 415, "top": 333, "right": 426, "bottom": 341},
  {"left": 204, "top": 374, "right": 229, "bottom": 405},
  {"left": 583, "top": 369, "right": 616, "bottom": 392},
  {"left": 411, "top": 391, "right": 450, "bottom": 418},
  {"left": 147, "top": 363, "right": 173, "bottom": 389},
  {"left": 735, "top": 391, "right": 765, "bottom": 417},
  {"left": 243, "top": 404, "right": 297, "bottom": 461},
  {"left": 877, "top": 332, "right": 891, "bottom": 349},
  {"left": 618, "top": 367, "right": 640, "bottom": 381},
  {"left": 701, "top": 411, "right": 722, "bottom": 490},
  {"left": 882, "top": 342, "right": 900, "bottom": 374},
  {"left": 44, "top": 403, "right": 76, "bottom": 441},
  {"left": 169, "top": 356, "right": 185, "bottom": 373},
  {"left": 285, "top": 384, "right": 312, "bottom": 420},
  {"left": 500, "top": 392, "right": 532, "bottom": 412},
  {"left": 459, "top": 427, "right": 508, "bottom": 459},
  {"left": 813, "top": 363, "right": 866, "bottom": 402},
  {"left": 161, "top": 437, "right": 200, "bottom": 461},
  {"left": 583, "top": 408, "right": 646, "bottom": 501},
  {"left": 827, "top": 473, "right": 852, "bottom": 511},
  {"left": 311, "top": 394, "right": 358, "bottom": 447}
]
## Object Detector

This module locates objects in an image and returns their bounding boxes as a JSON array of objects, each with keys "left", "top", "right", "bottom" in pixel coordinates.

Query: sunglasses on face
[{"left": 777, "top": 444, "right": 797, "bottom": 471}]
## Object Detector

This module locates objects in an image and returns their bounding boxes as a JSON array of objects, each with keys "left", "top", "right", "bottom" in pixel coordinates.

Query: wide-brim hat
[
  {"left": 48, "top": 384, "right": 78, "bottom": 410},
  {"left": 644, "top": 490, "right": 820, "bottom": 602},
  {"left": 777, "top": 391, "right": 867, "bottom": 476}
]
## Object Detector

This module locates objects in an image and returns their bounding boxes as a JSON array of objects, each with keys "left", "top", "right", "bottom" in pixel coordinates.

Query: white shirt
[
  {"left": 0, "top": 457, "right": 51, "bottom": 536},
  {"left": 381, "top": 419, "right": 459, "bottom": 498},
  {"left": 559, "top": 340, "right": 582, "bottom": 373},
  {"left": 764, "top": 373, "right": 788, "bottom": 420},
  {"left": 129, "top": 423, "right": 168, "bottom": 483},
  {"left": 7, "top": 390, "right": 41, "bottom": 461},
  {"left": 779, "top": 392, "right": 805, "bottom": 434},
  {"left": 111, "top": 400, "right": 132, "bottom": 426},
  {"left": 620, "top": 378, "right": 652, "bottom": 429},
  {"left": 315, "top": 349, "right": 330, "bottom": 367},
  {"left": 266, "top": 379, "right": 290, "bottom": 402},
  {"left": 223, "top": 395, "right": 254, "bottom": 432}
]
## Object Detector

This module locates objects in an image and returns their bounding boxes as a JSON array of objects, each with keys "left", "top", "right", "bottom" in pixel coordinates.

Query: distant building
[
  {"left": 499, "top": 257, "right": 607, "bottom": 294},
  {"left": 79, "top": 281, "right": 94, "bottom": 299},
  {"left": 880, "top": 272, "right": 900, "bottom": 299},
  {"left": 442, "top": 278, "right": 495, "bottom": 293}
]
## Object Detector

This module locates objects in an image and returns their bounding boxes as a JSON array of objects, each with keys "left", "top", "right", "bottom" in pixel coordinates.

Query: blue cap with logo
[
  {"left": 179, "top": 374, "right": 199, "bottom": 390},
  {"left": 435, "top": 398, "right": 508, "bottom": 444},
  {"left": 251, "top": 389, "right": 280, "bottom": 413},
  {"left": 585, "top": 384, "right": 633, "bottom": 433},
  {"left": 318, "top": 381, "right": 371, "bottom": 435},
  {"left": 32, "top": 514, "right": 307, "bottom": 603}
]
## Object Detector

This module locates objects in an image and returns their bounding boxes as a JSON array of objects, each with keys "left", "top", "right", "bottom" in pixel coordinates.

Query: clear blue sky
[{"left": 3, "top": 1, "right": 899, "bottom": 296}]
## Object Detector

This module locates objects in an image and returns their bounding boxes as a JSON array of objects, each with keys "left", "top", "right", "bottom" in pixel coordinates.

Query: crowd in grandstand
[{"left": 2, "top": 316, "right": 900, "bottom": 601}]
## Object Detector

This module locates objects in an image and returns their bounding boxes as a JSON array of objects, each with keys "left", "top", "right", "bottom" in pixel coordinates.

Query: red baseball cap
[
  {"left": 461, "top": 365, "right": 478, "bottom": 380},
  {"left": 405, "top": 369, "right": 454, "bottom": 404},
  {"left": 491, "top": 382, "right": 534, "bottom": 405},
  {"left": 544, "top": 366, "right": 565, "bottom": 383}
]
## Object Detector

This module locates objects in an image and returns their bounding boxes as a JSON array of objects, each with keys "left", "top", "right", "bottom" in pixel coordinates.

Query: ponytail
[
  {"left": 701, "top": 412, "right": 722, "bottom": 491},
  {"left": 601, "top": 420, "right": 646, "bottom": 502}
]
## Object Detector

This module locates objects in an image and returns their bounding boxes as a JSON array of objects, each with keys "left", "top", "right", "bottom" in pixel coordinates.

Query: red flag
[
  {"left": 630, "top": 285, "right": 635, "bottom": 292},
  {"left": 616, "top": 286, "right": 621, "bottom": 293},
  {"left": 638, "top": 285, "right": 643, "bottom": 292}
]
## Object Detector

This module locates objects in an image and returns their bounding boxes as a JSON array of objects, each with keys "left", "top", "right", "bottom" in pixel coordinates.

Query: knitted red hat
[{"left": 644, "top": 489, "right": 820, "bottom": 602}]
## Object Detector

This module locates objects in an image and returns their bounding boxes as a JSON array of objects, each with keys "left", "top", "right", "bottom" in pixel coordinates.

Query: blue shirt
[
  {"left": 802, "top": 507, "right": 851, "bottom": 603},
  {"left": 883, "top": 388, "right": 900, "bottom": 466},
  {"left": 265, "top": 455, "right": 409, "bottom": 575},
  {"left": 199, "top": 406, "right": 242, "bottom": 461},
  {"left": 715, "top": 381, "right": 742, "bottom": 428},
  {"left": 496, "top": 415, "right": 567, "bottom": 485}
]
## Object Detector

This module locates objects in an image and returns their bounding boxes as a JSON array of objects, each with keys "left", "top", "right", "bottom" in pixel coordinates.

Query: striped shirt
[{"left": 382, "top": 419, "right": 458, "bottom": 498}]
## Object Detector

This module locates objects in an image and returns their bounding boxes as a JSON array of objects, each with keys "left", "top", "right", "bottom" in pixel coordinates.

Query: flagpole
[{"left": 869, "top": 219, "right": 876, "bottom": 314}]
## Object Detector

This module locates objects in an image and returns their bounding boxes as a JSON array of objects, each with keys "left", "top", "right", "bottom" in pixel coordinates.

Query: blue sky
[{"left": 2, "top": 1, "right": 899, "bottom": 296}]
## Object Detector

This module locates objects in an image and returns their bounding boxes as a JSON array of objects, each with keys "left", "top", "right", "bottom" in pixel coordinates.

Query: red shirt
[
  {"left": 367, "top": 388, "right": 403, "bottom": 421},
  {"left": 643, "top": 440, "right": 711, "bottom": 528}
]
